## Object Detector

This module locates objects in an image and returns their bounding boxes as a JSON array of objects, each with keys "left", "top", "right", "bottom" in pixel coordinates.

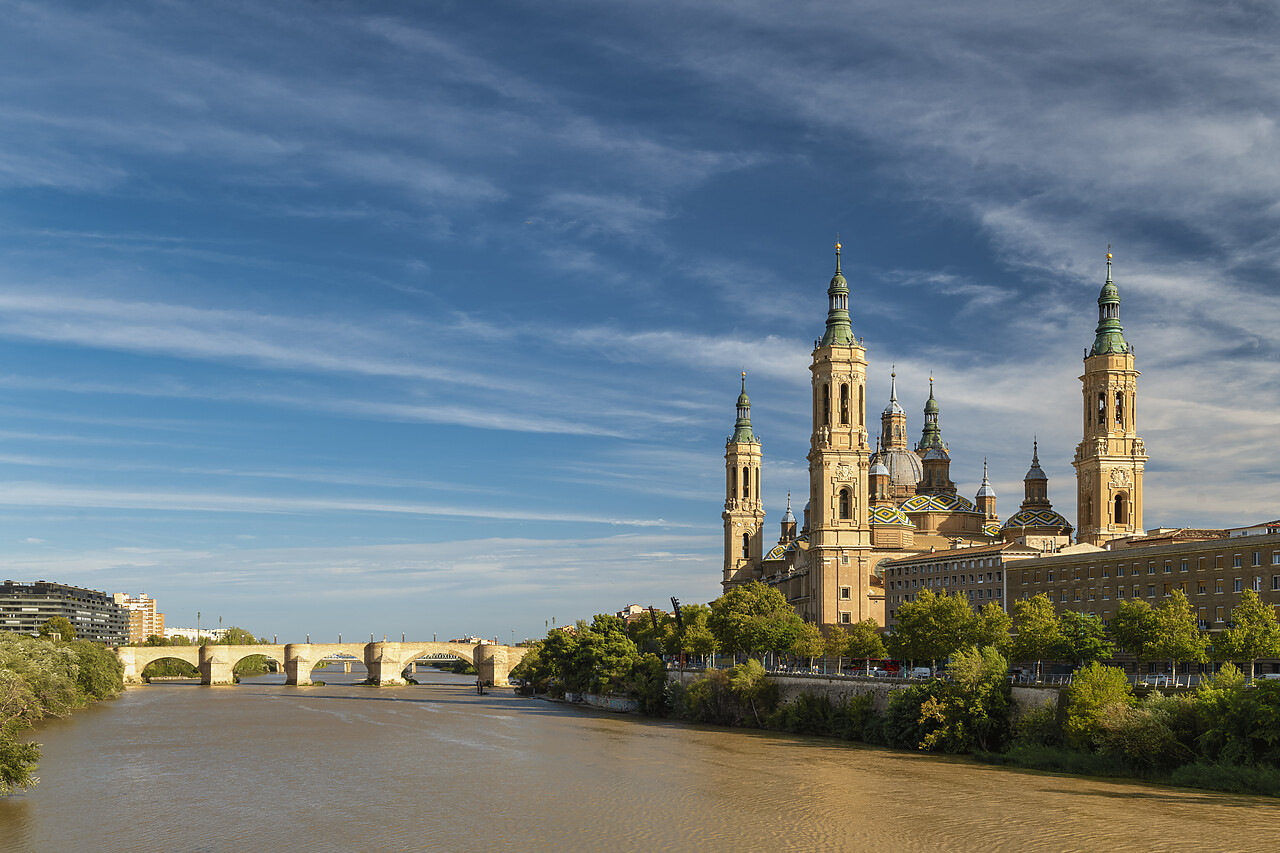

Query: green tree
[
  {"left": 844, "top": 619, "right": 887, "bottom": 675},
  {"left": 218, "top": 626, "right": 264, "bottom": 645},
  {"left": 1151, "top": 591, "right": 1209, "bottom": 673},
  {"left": 1056, "top": 611, "right": 1114, "bottom": 668},
  {"left": 919, "top": 645, "right": 1012, "bottom": 753},
  {"left": 666, "top": 602, "right": 717, "bottom": 666},
  {"left": 709, "top": 581, "right": 804, "bottom": 659},
  {"left": 1010, "top": 594, "right": 1061, "bottom": 680},
  {"left": 38, "top": 617, "right": 76, "bottom": 643},
  {"left": 790, "top": 621, "right": 826, "bottom": 668},
  {"left": 1064, "top": 661, "right": 1134, "bottom": 748},
  {"left": 1217, "top": 590, "right": 1280, "bottom": 681},
  {"left": 888, "top": 590, "right": 976, "bottom": 669},
  {"left": 971, "top": 602, "right": 1012, "bottom": 653},
  {"left": 1109, "top": 599, "right": 1159, "bottom": 662}
]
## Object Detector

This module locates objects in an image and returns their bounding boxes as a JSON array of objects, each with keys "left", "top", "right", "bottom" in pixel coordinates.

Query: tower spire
[
  {"left": 1091, "top": 246, "right": 1127, "bottom": 356},
  {"left": 819, "top": 239, "right": 854, "bottom": 347},
  {"left": 732, "top": 371, "right": 756, "bottom": 443}
]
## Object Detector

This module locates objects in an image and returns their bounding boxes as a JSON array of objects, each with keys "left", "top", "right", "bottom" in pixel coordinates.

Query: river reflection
[{"left": 1, "top": 672, "right": 1274, "bottom": 853}]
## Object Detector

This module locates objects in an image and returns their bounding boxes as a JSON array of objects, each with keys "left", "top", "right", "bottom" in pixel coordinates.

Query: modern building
[
  {"left": 0, "top": 580, "right": 128, "bottom": 644},
  {"left": 113, "top": 592, "right": 165, "bottom": 644},
  {"left": 164, "top": 627, "right": 228, "bottom": 643}
]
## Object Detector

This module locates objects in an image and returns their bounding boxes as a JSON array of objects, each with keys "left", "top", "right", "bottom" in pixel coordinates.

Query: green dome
[{"left": 1091, "top": 252, "right": 1128, "bottom": 356}]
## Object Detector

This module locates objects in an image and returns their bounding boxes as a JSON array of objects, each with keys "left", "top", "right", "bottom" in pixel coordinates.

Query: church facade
[{"left": 722, "top": 246, "right": 1143, "bottom": 629}]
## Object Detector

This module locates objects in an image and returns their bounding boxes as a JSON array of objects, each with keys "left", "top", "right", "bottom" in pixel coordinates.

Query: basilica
[{"left": 721, "top": 245, "right": 1147, "bottom": 628}]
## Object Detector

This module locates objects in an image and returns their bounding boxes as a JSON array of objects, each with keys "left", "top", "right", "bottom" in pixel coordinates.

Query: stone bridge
[{"left": 116, "top": 641, "right": 527, "bottom": 687}]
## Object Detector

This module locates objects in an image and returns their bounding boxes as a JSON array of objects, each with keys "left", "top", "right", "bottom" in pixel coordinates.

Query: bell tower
[
  {"left": 723, "top": 372, "right": 764, "bottom": 588},
  {"left": 1073, "top": 250, "right": 1147, "bottom": 546},
  {"left": 806, "top": 241, "right": 872, "bottom": 625}
]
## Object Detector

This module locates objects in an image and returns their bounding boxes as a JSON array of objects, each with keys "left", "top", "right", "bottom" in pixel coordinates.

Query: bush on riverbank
[{"left": 0, "top": 631, "right": 124, "bottom": 794}]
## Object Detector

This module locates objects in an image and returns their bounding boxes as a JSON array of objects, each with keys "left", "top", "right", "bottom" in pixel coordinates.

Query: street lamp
[{"left": 197, "top": 611, "right": 201, "bottom": 643}]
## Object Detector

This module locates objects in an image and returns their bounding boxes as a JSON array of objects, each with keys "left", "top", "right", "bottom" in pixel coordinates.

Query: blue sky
[{"left": 0, "top": 1, "right": 1276, "bottom": 642}]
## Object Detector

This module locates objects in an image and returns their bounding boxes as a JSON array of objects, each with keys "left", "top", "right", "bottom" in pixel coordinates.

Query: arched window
[
  {"left": 822, "top": 384, "right": 831, "bottom": 426},
  {"left": 840, "top": 384, "right": 850, "bottom": 425},
  {"left": 1097, "top": 391, "right": 1106, "bottom": 425},
  {"left": 730, "top": 467, "right": 737, "bottom": 500},
  {"left": 1115, "top": 391, "right": 1124, "bottom": 426},
  {"left": 754, "top": 466, "right": 760, "bottom": 500},
  {"left": 859, "top": 385, "right": 865, "bottom": 426},
  {"left": 1114, "top": 493, "right": 1128, "bottom": 525},
  {"left": 742, "top": 466, "right": 750, "bottom": 499},
  {"left": 839, "top": 488, "right": 851, "bottom": 520},
  {"left": 742, "top": 532, "right": 750, "bottom": 559}
]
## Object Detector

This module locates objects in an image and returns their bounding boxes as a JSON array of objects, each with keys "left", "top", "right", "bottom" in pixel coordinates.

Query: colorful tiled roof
[
  {"left": 1002, "top": 508, "right": 1073, "bottom": 531},
  {"left": 901, "top": 493, "right": 980, "bottom": 514},
  {"left": 982, "top": 521, "right": 1002, "bottom": 538},
  {"left": 870, "top": 506, "right": 915, "bottom": 527}
]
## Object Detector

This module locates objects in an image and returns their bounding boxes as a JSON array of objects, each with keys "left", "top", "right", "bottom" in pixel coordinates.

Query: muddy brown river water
[{"left": 1, "top": 670, "right": 1276, "bottom": 852}]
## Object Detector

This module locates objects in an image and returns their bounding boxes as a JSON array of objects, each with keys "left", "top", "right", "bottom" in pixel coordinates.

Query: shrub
[{"left": 1064, "top": 662, "right": 1134, "bottom": 749}]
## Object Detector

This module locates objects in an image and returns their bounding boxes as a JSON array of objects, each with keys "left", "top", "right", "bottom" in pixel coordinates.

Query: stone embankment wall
[{"left": 670, "top": 670, "right": 1063, "bottom": 715}]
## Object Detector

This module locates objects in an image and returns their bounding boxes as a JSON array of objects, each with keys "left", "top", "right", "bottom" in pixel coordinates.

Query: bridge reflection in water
[{"left": 116, "top": 641, "right": 526, "bottom": 686}]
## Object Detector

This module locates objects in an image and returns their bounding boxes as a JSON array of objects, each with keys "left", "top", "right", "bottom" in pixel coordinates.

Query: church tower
[
  {"left": 1073, "top": 251, "right": 1147, "bottom": 546},
  {"left": 915, "top": 378, "right": 957, "bottom": 496},
  {"left": 723, "top": 373, "right": 764, "bottom": 588},
  {"left": 806, "top": 242, "right": 872, "bottom": 624}
]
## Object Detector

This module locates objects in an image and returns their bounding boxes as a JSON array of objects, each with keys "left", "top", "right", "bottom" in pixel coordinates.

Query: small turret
[
  {"left": 819, "top": 242, "right": 855, "bottom": 347},
  {"left": 779, "top": 492, "right": 797, "bottom": 543},
  {"left": 976, "top": 458, "right": 998, "bottom": 520}
]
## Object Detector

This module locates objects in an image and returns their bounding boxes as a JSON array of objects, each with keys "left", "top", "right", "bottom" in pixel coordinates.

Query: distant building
[
  {"left": 0, "top": 579, "right": 128, "bottom": 644},
  {"left": 113, "top": 592, "right": 165, "bottom": 644},
  {"left": 616, "top": 604, "right": 666, "bottom": 626},
  {"left": 165, "top": 626, "right": 227, "bottom": 643}
]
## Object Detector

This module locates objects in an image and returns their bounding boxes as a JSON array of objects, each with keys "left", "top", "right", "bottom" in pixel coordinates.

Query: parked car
[{"left": 908, "top": 667, "right": 932, "bottom": 678}]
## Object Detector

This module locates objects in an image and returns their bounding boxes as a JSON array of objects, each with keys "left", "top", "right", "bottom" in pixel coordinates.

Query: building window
[
  {"left": 1164, "top": 562, "right": 1172, "bottom": 574},
  {"left": 1234, "top": 578, "right": 1243, "bottom": 593},
  {"left": 1047, "top": 572, "right": 1054, "bottom": 582},
  {"left": 840, "top": 384, "right": 850, "bottom": 425},
  {"left": 1273, "top": 552, "right": 1280, "bottom": 565},
  {"left": 1197, "top": 582, "right": 1206, "bottom": 595},
  {"left": 1180, "top": 561, "right": 1188, "bottom": 573},
  {"left": 995, "top": 589, "right": 1001, "bottom": 598},
  {"left": 1114, "top": 493, "right": 1128, "bottom": 525},
  {"left": 1102, "top": 567, "right": 1110, "bottom": 578},
  {"left": 1233, "top": 555, "right": 1243, "bottom": 568},
  {"left": 840, "top": 612, "right": 851, "bottom": 624},
  {"left": 839, "top": 488, "right": 851, "bottom": 520},
  {"left": 1216, "top": 607, "right": 1224, "bottom": 623},
  {"left": 1060, "top": 592, "right": 1068, "bottom": 602},
  {"left": 1116, "top": 566, "right": 1124, "bottom": 577},
  {"left": 1216, "top": 579, "right": 1224, "bottom": 594},
  {"left": 1163, "top": 583, "right": 1171, "bottom": 597},
  {"left": 1253, "top": 577, "right": 1262, "bottom": 592},
  {"left": 995, "top": 571, "right": 1002, "bottom": 582},
  {"left": 1133, "top": 585, "right": 1141, "bottom": 598},
  {"left": 822, "top": 384, "right": 831, "bottom": 426},
  {"left": 840, "top": 586, "right": 851, "bottom": 600},
  {"left": 1147, "top": 564, "right": 1156, "bottom": 575},
  {"left": 1273, "top": 575, "right": 1280, "bottom": 591},
  {"left": 1253, "top": 552, "right": 1262, "bottom": 567},
  {"left": 742, "top": 467, "right": 750, "bottom": 499},
  {"left": 742, "top": 533, "right": 750, "bottom": 560},
  {"left": 1117, "top": 587, "right": 1125, "bottom": 599},
  {"left": 1147, "top": 585, "right": 1155, "bottom": 598}
]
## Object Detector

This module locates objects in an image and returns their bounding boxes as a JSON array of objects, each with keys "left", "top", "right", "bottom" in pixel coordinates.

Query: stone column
[
  {"left": 199, "top": 644, "right": 234, "bottom": 685},
  {"left": 366, "top": 641, "right": 406, "bottom": 686},
  {"left": 285, "top": 643, "right": 313, "bottom": 686}
]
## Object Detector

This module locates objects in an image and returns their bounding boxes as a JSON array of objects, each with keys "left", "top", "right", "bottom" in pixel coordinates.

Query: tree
[
  {"left": 669, "top": 603, "right": 718, "bottom": 666},
  {"left": 919, "top": 645, "right": 1012, "bottom": 753},
  {"left": 708, "top": 581, "right": 804, "bottom": 659},
  {"left": 971, "top": 602, "right": 1012, "bottom": 653},
  {"left": 1063, "top": 661, "right": 1134, "bottom": 748},
  {"left": 1217, "top": 590, "right": 1280, "bottom": 681},
  {"left": 218, "top": 626, "right": 263, "bottom": 645},
  {"left": 1010, "top": 594, "right": 1061, "bottom": 680},
  {"left": 38, "top": 616, "right": 76, "bottom": 643},
  {"left": 1109, "top": 599, "right": 1159, "bottom": 662},
  {"left": 1151, "top": 591, "right": 1209, "bottom": 673},
  {"left": 1056, "top": 611, "right": 1113, "bottom": 669},
  {"left": 888, "top": 590, "right": 976, "bottom": 668},
  {"left": 844, "top": 619, "right": 887, "bottom": 675},
  {"left": 789, "top": 621, "right": 826, "bottom": 668}
]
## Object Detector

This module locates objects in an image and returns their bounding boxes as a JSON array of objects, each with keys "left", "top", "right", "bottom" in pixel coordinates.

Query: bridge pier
[
  {"left": 285, "top": 643, "right": 314, "bottom": 686},
  {"left": 118, "top": 647, "right": 141, "bottom": 684},
  {"left": 199, "top": 645, "right": 235, "bottom": 685},
  {"left": 475, "top": 643, "right": 512, "bottom": 687},
  {"left": 367, "top": 642, "right": 406, "bottom": 686}
]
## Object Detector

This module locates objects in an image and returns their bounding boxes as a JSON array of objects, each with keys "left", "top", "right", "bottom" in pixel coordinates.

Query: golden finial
[{"left": 1107, "top": 243, "right": 1112, "bottom": 261}]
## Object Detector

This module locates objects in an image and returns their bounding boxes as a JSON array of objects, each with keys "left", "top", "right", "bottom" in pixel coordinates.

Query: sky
[{"left": 0, "top": 1, "right": 1277, "bottom": 643}]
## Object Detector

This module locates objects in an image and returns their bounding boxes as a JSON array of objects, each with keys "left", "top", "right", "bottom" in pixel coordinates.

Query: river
[{"left": 1, "top": 669, "right": 1275, "bottom": 853}]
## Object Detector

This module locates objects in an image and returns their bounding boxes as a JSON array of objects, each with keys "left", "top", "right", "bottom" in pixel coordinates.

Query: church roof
[
  {"left": 871, "top": 447, "right": 923, "bottom": 487},
  {"left": 1002, "top": 508, "right": 1073, "bottom": 532},
  {"left": 882, "top": 369, "right": 905, "bottom": 415},
  {"left": 982, "top": 521, "right": 1002, "bottom": 538},
  {"left": 901, "top": 493, "right": 980, "bottom": 514},
  {"left": 870, "top": 505, "right": 915, "bottom": 527}
]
